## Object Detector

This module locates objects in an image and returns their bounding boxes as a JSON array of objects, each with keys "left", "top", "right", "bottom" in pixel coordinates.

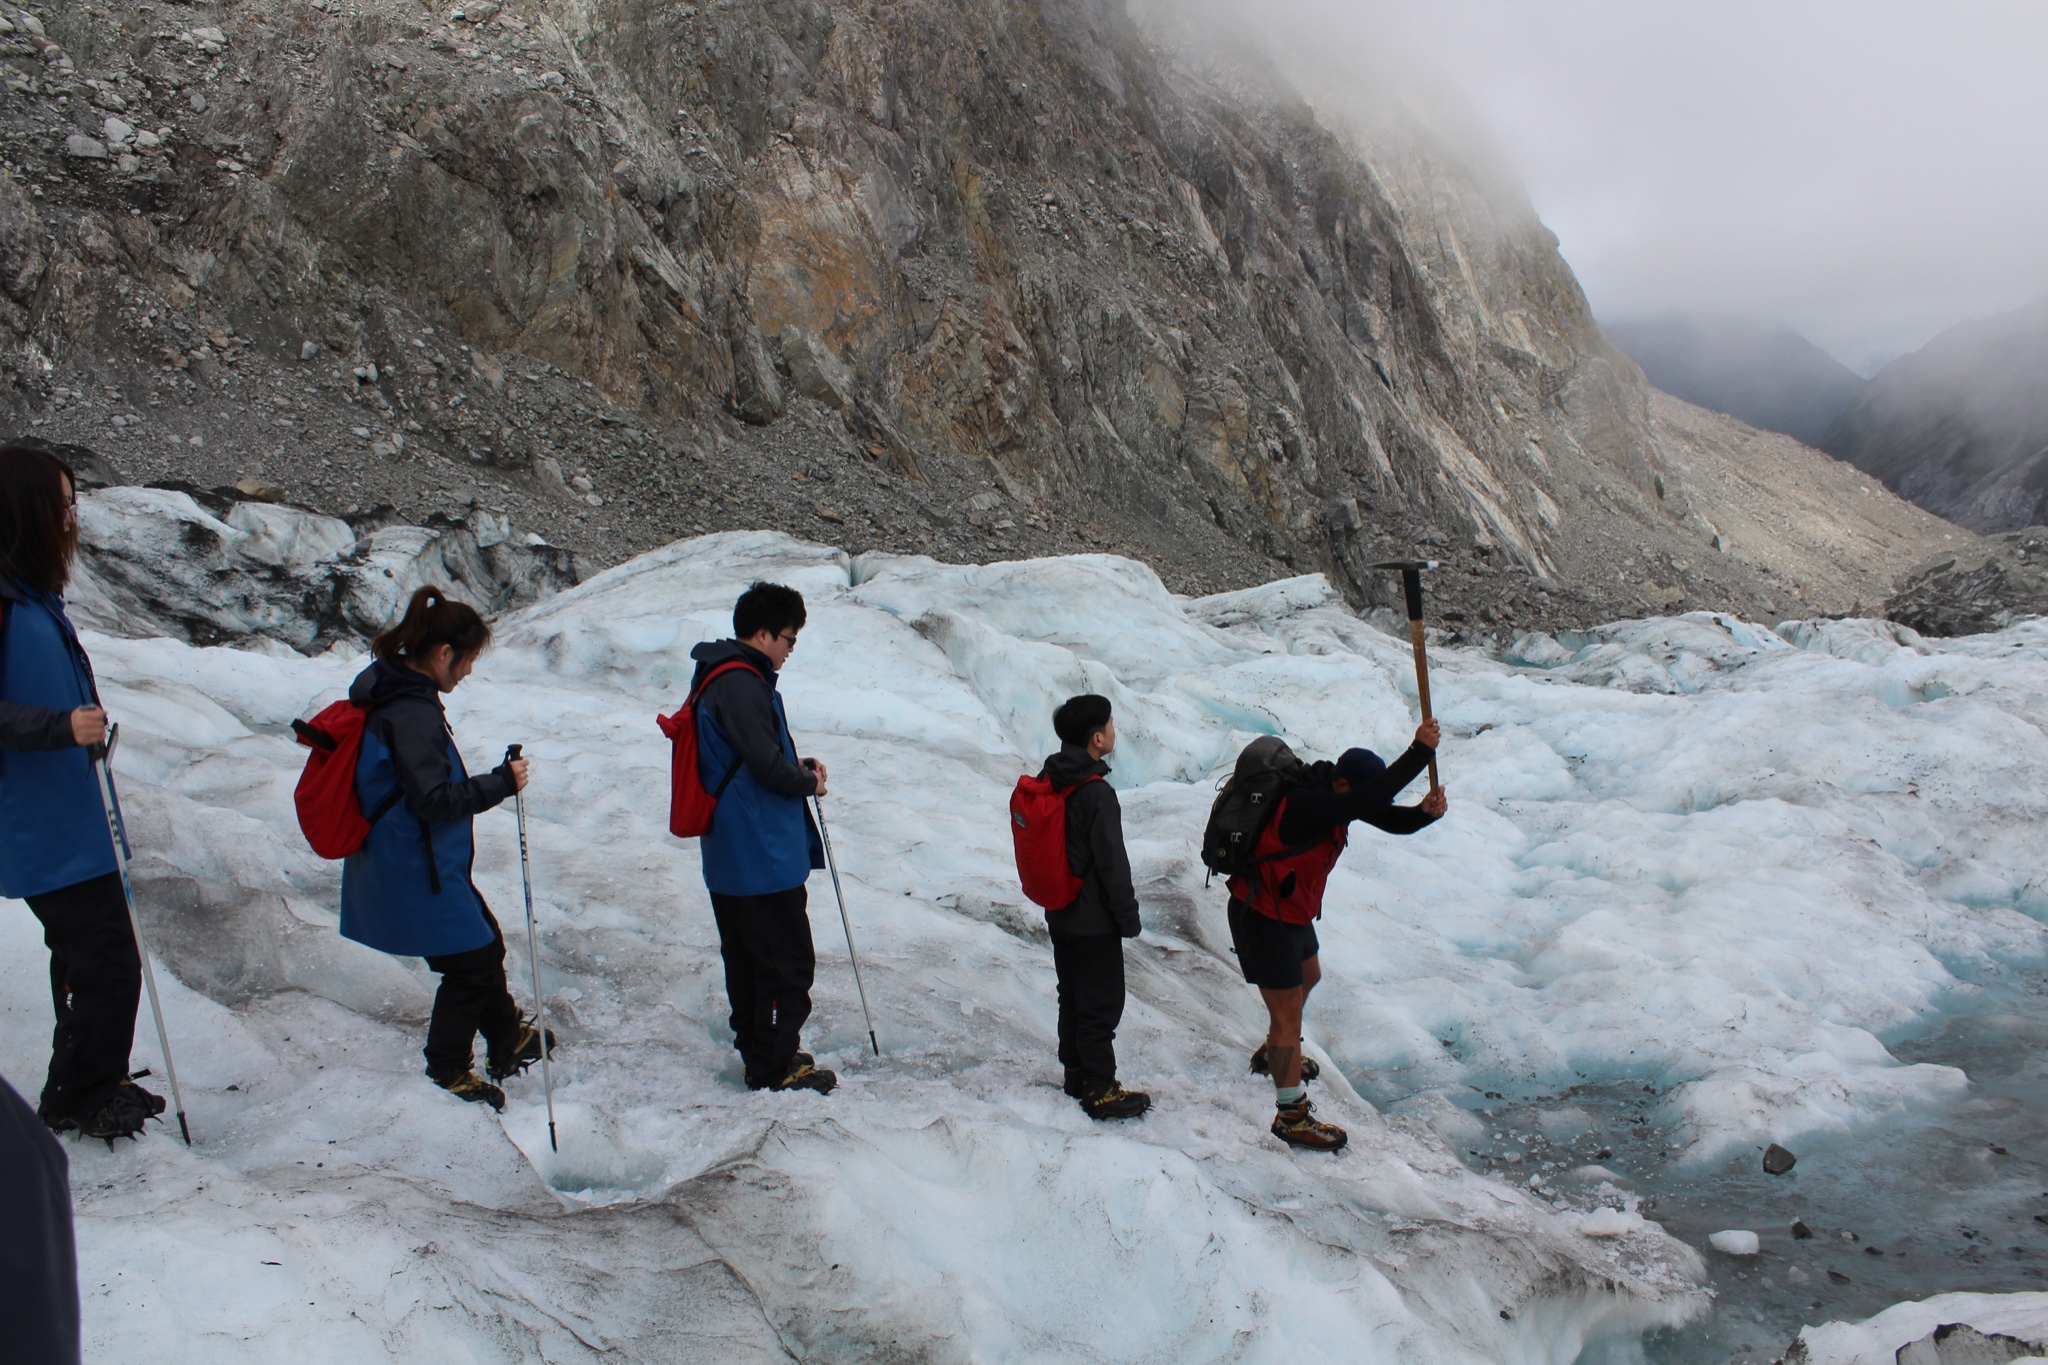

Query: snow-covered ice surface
[
  {"left": 7, "top": 531, "right": 2048, "bottom": 1361},
  {"left": 1790, "top": 1291, "right": 2048, "bottom": 1365}
]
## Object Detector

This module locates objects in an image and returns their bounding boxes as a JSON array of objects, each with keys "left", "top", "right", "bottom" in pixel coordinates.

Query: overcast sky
[{"left": 1225, "top": 1, "right": 2048, "bottom": 372}]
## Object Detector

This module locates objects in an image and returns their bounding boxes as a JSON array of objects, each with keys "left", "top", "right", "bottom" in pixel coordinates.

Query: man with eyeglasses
[{"left": 687, "top": 581, "right": 834, "bottom": 1093}]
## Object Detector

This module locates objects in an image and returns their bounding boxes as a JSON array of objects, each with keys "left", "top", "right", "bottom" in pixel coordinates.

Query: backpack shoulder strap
[
  {"left": 1245, "top": 795, "right": 1338, "bottom": 867},
  {"left": 692, "top": 658, "right": 770, "bottom": 797},
  {"left": 692, "top": 658, "right": 768, "bottom": 700},
  {"left": 365, "top": 788, "right": 405, "bottom": 826}
]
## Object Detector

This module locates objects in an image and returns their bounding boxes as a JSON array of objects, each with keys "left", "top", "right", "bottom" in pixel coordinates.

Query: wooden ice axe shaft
[{"left": 1373, "top": 560, "right": 1441, "bottom": 795}]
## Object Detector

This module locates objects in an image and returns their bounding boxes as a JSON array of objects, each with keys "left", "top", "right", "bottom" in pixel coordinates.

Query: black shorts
[{"left": 1227, "top": 898, "right": 1320, "bottom": 991}]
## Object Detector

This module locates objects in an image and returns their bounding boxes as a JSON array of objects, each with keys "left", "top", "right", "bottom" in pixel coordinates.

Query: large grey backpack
[{"left": 1199, "top": 736, "right": 1308, "bottom": 880}]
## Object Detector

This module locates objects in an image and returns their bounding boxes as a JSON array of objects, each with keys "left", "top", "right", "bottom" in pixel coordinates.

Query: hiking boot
[
  {"left": 69, "top": 1081, "right": 166, "bottom": 1143},
  {"left": 486, "top": 1019, "right": 557, "bottom": 1081},
  {"left": 1249, "top": 1045, "right": 1319, "bottom": 1082},
  {"left": 1272, "top": 1098, "right": 1347, "bottom": 1152},
  {"left": 764, "top": 1059, "right": 837, "bottom": 1095},
  {"left": 745, "top": 1054, "right": 822, "bottom": 1090},
  {"left": 434, "top": 1070, "right": 506, "bottom": 1112},
  {"left": 1079, "top": 1082, "right": 1151, "bottom": 1121}
]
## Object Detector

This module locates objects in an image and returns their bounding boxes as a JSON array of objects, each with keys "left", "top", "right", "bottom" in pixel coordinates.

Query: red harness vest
[{"left": 1226, "top": 796, "right": 1347, "bottom": 925}]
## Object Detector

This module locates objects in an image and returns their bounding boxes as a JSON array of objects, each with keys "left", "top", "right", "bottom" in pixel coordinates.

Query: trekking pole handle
[{"left": 506, "top": 744, "right": 522, "bottom": 761}]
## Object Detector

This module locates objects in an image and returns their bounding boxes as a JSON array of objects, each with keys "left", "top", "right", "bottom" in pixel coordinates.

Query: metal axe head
[{"left": 1368, "top": 560, "right": 1439, "bottom": 622}]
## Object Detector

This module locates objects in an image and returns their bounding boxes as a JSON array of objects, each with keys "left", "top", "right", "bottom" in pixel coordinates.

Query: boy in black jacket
[{"left": 1038, "top": 695, "right": 1150, "bottom": 1119}]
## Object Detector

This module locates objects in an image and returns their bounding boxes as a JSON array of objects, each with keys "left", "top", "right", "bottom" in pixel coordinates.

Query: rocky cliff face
[
  {"left": 1823, "top": 296, "right": 2048, "bottom": 534},
  {"left": 0, "top": 0, "right": 1964, "bottom": 634}
]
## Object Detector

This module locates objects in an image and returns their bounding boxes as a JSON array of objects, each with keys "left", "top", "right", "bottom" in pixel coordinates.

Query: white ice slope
[{"left": 6, "top": 530, "right": 2046, "bottom": 1361}]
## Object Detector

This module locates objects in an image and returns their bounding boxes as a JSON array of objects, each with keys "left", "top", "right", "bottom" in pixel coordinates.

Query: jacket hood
[
  {"left": 348, "top": 656, "right": 444, "bottom": 709},
  {"left": 689, "top": 639, "right": 778, "bottom": 688},
  {"left": 1043, "top": 744, "right": 1110, "bottom": 789}
]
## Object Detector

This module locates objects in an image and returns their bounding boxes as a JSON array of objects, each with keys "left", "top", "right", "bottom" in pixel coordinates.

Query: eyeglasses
[{"left": 775, "top": 630, "right": 799, "bottom": 648}]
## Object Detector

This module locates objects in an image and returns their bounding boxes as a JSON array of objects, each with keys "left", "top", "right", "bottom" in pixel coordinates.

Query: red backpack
[
  {"left": 1009, "top": 773, "right": 1102, "bottom": 910},
  {"left": 656, "top": 660, "right": 762, "bottom": 838},
  {"left": 291, "top": 701, "right": 403, "bottom": 859}
]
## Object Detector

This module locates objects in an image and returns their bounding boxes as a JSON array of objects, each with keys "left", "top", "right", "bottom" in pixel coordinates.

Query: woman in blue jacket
[
  {"left": 0, "top": 443, "right": 164, "bottom": 1142},
  {"left": 340, "top": 586, "right": 542, "bottom": 1111}
]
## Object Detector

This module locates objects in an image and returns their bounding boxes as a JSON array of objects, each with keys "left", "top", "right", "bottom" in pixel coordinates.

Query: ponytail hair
[{"left": 371, "top": 585, "right": 491, "bottom": 665}]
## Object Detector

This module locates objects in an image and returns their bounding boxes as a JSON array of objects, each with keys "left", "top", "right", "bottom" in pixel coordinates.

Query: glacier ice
[{"left": 7, "top": 529, "right": 2048, "bottom": 1360}]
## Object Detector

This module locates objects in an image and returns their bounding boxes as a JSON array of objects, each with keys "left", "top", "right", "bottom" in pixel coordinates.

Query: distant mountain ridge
[
  {"left": 1604, "top": 314, "right": 1866, "bottom": 447},
  {"left": 1822, "top": 297, "right": 2048, "bottom": 533}
]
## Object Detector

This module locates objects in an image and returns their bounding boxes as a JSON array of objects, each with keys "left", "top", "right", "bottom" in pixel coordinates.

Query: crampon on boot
[
  {"left": 434, "top": 1070, "right": 506, "bottom": 1112},
  {"left": 67, "top": 1080, "right": 166, "bottom": 1143},
  {"left": 486, "top": 1019, "right": 557, "bottom": 1082},
  {"left": 763, "top": 1058, "right": 837, "bottom": 1094},
  {"left": 1080, "top": 1082, "right": 1151, "bottom": 1120},
  {"left": 1248, "top": 1045, "right": 1320, "bottom": 1082},
  {"left": 1271, "top": 1098, "right": 1347, "bottom": 1152}
]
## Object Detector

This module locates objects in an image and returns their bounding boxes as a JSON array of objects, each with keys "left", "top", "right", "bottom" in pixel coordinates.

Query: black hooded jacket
[
  {"left": 1274, "top": 739, "right": 1439, "bottom": 845},
  {"left": 688, "top": 640, "right": 819, "bottom": 799},
  {"left": 0, "top": 1072, "right": 79, "bottom": 1365},
  {"left": 1040, "top": 744, "right": 1140, "bottom": 939},
  {"left": 349, "top": 658, "right": 515, "bottom": 824}
]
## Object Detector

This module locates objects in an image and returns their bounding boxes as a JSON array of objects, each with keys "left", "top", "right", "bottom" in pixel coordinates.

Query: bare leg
[
  {"left": 1258, "top": 983, "right": 1307, "bottom": 1091},
  {"left": 1295, "top": 955, "right": 1321, "bottom": 1077}
]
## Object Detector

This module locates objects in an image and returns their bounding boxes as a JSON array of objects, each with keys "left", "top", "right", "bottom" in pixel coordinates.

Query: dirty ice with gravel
[{"left": 6, "top": 526, "right": 2047, "bottom": 1363}]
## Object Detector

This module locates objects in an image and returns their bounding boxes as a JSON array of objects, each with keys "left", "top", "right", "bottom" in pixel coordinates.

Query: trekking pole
[
  {"left": 811, "top": 795, "right": 879, "bottom": 1057},
  {"left": 87, "top": 724, "right": 192, "bottom": 1146},
  {"left": 506, "top": 745, "right": 557, "bottom": 1153},
  {"left": 1370, "top": 560, "right": 1443, "bottom": 795}
]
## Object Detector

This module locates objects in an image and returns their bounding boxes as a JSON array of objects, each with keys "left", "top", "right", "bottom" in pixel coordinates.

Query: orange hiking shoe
[{"left": 1272, "top": 1098, "right": 1347, "bottom": 1151}]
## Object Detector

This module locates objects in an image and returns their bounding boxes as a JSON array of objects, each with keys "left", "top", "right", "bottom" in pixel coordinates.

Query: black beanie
[{"left": 1336, "top": 747, "right": 1386, "bottom": 791}]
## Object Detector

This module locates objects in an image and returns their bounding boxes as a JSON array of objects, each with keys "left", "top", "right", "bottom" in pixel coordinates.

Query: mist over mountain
[
  {"left": 1603, "top": 314, "right": 1866, "bottom": 447},
  {"left": 1823, "top": 297, "right": 2048, "bottom": 533}
]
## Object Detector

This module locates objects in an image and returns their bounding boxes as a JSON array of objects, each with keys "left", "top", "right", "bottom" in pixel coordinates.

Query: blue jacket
[
  {"left": 691, "top": 641, "right": 823, "bottom": 897},
  {"left": 339, "top": 659, "right": 516, "bottom": 958},
  {"left": 0, "top": 580, "right": 117, "bottom": 900}
]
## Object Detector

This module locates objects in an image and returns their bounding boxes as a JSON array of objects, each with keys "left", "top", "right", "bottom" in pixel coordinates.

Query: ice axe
[
  {"left": 1370, "top": 560, "right": 1442, "bottom": 796},
  {"left": 505, "top": 745, "right": 558, "bottom": 1153}
]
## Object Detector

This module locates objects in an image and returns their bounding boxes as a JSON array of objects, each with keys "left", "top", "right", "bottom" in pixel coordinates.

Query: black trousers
[
  {"left": 1051, "top": 931, "right": 1125, "bottom": 1087},
  {"left": 710, "top": 887, "right": 815, "bottom": 1086},
  {"left": 24, "top": 871, "right": 140, "bottom": 1122},
  {"left": 422, "top": 903, "right": 522, "bottom": 1082}
]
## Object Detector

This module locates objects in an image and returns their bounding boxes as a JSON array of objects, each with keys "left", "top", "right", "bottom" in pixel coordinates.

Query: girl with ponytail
[{"left": 340, "top": 585, "right": 548, "bottom": 1111}]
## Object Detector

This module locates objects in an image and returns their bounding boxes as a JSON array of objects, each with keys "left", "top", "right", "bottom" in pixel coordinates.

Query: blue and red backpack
[
  {"left": 656, "top": 659, "right": 762, "bottom": 838},
  {"left": 291, "top": 702, "right": 402, "bottom": 859}
]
